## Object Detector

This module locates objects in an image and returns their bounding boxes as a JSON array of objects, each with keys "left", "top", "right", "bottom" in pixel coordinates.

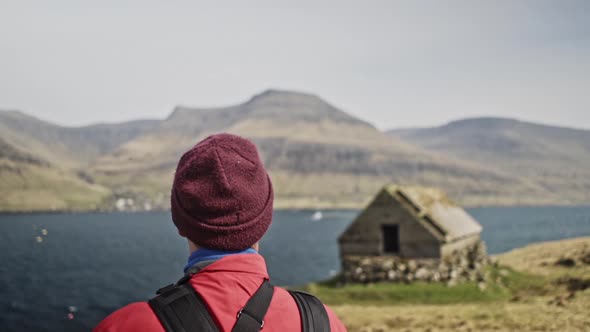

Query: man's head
[{"left": 171, "top": 133, "right": 274, "bottom": 251}]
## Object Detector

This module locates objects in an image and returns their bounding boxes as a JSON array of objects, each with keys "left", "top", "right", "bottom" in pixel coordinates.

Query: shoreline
[{"left": 1, "top": 204, "right": 590, "bottom": 216}]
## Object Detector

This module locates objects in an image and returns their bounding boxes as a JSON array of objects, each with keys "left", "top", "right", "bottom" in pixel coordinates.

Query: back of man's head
[{"left": 171, "top": 133, "right": 274, "bottom": 250}]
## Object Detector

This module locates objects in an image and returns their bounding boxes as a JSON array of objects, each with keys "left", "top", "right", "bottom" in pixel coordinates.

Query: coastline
[{"left": 2, "top": 203, "right": 589, "bottom": 215}]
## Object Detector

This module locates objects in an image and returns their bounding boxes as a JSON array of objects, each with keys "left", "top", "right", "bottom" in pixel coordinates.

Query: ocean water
[{"left": 0, "top": 207, "right": 589, "bottom": 331}]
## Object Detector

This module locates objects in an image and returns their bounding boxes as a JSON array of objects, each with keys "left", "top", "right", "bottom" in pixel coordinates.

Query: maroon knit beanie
[{"left": 171, "top": 133, "right": 274, "bottom": 250}]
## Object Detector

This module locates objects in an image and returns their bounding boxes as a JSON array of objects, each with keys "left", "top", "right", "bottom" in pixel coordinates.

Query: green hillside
[{"left": 0, "top": 139, "right": 110, "bottom": 212}]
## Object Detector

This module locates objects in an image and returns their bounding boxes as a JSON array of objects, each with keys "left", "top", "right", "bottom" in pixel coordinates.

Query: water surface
[{"left": 0, "top": 206, "right": 589, "bottom": 331}]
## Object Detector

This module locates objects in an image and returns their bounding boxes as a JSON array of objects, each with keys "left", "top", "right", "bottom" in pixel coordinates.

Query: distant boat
[{"left": 311, "top": 211, "right": 323, "bottom": 221}]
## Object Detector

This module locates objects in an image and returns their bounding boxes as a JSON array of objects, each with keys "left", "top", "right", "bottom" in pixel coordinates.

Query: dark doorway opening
[{"left": 382, "top": 224, "right": 400, "bottom": 253}]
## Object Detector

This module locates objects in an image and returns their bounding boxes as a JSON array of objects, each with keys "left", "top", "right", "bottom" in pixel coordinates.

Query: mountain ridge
[
  {"left": 0, "top": 109, "right": 160, "bottom": 167},
  {"left": 390, "top": 116, "right": 590, "bottom": 135},
  {"left": 1, "top": 91, "right": 589, "bottom": 212},
  {"left": 388, "top": 117, "right": 590, "bottom": 205}
]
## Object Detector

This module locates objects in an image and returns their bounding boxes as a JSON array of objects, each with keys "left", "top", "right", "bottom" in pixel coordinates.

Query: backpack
[{"left": 148, "top": 274, "right": 331, "bottom": 332}]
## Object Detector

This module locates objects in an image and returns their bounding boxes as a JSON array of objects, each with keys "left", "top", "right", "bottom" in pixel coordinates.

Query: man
[{"left": 94, "top": 133, "right": 347, "bottom": 331}]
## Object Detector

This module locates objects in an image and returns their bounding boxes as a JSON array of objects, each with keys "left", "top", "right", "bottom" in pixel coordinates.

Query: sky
[{"left": 1, "top": 0, "right": 589, "bottom": 130}]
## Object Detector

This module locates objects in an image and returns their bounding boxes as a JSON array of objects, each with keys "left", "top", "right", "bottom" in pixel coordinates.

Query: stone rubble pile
[{"left": 341, "top": 241, "right": 489, "bottom": 286}]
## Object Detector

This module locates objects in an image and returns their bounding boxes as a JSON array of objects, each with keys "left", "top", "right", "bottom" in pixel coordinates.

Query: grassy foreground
[{"left": 303, "top": 237, "right": 590, "bottom": 332}]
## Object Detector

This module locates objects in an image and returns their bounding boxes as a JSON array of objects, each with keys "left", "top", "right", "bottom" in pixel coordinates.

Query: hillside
[
  {"left": 88, "top": 90, "right": 539, "bottom": 210},
  {"left": 1, "top": 92, "right": 589, "bottom": 212},
  {"left": 389, "top": 118, "right": 590, "bottom": 205},
  {"left": 0, "top": 110, "right": 159, "bottom": 168},
  {"left": 0, "top": 111, "right": 157, "bottom": 211},
  {"left": 0, "top": 136, "right": 110, "bottom": 211}
]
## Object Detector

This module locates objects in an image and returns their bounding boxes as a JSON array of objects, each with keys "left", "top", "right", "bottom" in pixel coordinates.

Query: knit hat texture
[{"left": 171, "top": 133, "right": 273, "bottom": 250}]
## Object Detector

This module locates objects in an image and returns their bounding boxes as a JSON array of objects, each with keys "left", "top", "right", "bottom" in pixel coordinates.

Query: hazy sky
[{"left": 1, "top": 0, "right": 589, "bottom": 130}]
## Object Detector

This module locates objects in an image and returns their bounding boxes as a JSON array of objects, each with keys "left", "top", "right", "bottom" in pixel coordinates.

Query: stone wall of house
[
  {"left": 339, "top": 190, "right": 443, "bottom": 258},
  {"left": 341, "top": 241, "right": 488, "bottom": 285}
]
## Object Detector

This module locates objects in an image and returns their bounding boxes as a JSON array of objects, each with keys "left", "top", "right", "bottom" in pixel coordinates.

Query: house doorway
[{"left": 382, "top": 224, "right": 400, "bottom": 254}]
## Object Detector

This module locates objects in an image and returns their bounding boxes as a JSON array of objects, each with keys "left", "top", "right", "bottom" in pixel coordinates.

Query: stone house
[
  {"left": 338, "top": 185, "right": 486, "bottom": 284},
  {"left": 339, "top": 185, "right": 482, "bottom": 259}
]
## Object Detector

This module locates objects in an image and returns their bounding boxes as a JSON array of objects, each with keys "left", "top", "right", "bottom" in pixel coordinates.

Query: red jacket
[{"left": 94, "top": 254, "right": 347, "bottom": 331}]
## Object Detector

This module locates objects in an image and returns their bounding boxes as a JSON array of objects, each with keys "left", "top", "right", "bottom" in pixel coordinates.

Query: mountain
[
  {"left": 1, "top": 92, "right": 588, "bottom": 212},
  {"left": 388, "top": 117, "right": 590, "bottom": 204},
  {"left": 90, "top": 90, "right": 543, "bottom": 210},
  {"left": 0, "top": 111, "right": 158, "bottom": 211},
  {"left": 0, "top": 110, "right": 159, "bottom": 168}
]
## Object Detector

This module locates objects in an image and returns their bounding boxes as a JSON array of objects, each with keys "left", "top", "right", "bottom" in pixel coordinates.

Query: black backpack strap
[
  {"left": 288, "top": 290, "right": 331, "bottom": 332},
  {"left": 148, "top": 283, "right": 219, "bottom": 332},
  {"left": 231, "top": 280, "right": 274, "bottom": 332},
  {"left": 149, "top": 279, "right": 274, "bottom": 332}
]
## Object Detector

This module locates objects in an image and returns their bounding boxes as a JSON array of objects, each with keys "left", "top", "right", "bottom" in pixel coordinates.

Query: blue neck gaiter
[{"left": 184, "top": 247, "right": 258, "bottom": 273}]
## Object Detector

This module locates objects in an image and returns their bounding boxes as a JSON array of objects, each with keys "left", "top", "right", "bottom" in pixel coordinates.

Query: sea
[{"left": 1, "top": 206, "right": 589, "bottom": 331}]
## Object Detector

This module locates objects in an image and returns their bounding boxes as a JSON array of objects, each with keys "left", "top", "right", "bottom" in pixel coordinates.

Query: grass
[
  {"left": 496, "top": 237, "right": 590, "bottom": 280},
  {"left": 0, "top": 159, "right": 111, "bottom": 212},
  {"left": 304, "top": 280, "right": 507, "bottom": 306},
  {"left": 332, "top": 292, "right": 590, "bottom": 332},
  {"left": 305, "top": 267, "right": 590, "bottom": 331},
  {"left": 299, "top": 265, "right": 551, "bottom": 307},
  {"left": 308, "top": 237, "right": 590, "bottom": 331},
  {"left": 488, "top": 265, "right": 550, "bottom": 297}
]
